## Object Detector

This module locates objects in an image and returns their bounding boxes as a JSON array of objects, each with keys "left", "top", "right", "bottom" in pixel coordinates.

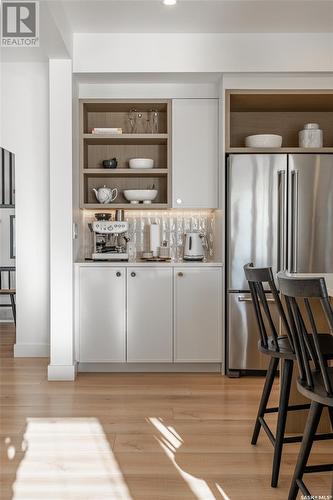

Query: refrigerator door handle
[
  {"left": 290, "top": 170, "right": 299, "bottom": 273},
  {"left": 277, "top": 170, "right": 286, "bottom": 272},
  {"left": 238, "top": 295, "right": 275, "bottom": 303}
]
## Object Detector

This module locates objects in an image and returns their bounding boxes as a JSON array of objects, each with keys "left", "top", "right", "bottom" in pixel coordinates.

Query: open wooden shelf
[
  {"left": 83, "top": 168, "right": 168, "bottom": 175},
  {"left": 80, "top": 99, "right": 172, "bottom": 210},
  {"left": 226, "top": 147, "right": 333, "bottom": 154},
  {"left": 82, "top": 203, "right": 170, "bottom": 210},
  {"left": 225, "top": 90, "right": 333, "bottom": 151},
  {"left": 82, "top": 100, "right": 169, "bottom": 135},
  {"left": 83, "top": 134, "right": 168, "bottom": 144}
]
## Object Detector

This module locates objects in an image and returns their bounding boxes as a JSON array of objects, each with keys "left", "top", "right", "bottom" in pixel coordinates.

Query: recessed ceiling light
[{"left": 163, "top": 0, "right": 177, "bottom": 5}]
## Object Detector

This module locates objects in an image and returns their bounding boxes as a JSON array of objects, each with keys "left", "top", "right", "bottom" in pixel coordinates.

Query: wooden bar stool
[
  {"left": 244, "top": 263, "right": 333, "bottom": 488},
  {"left": 278, "top": 274, "right": 333, "bottom": 500},
  {"left": 0, "top": 267, "right": 16, "bottom": 324}
]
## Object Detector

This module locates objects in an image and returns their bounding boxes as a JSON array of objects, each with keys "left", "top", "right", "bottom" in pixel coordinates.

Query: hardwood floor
[{"left": 0, "top": 322, "right": 332, "bottom": 500}]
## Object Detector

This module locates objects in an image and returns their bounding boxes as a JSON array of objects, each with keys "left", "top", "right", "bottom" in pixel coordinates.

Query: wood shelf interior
[
  {"left": 83, "top": 101, "right": 168, "bottom": 135},
  {"left": 226, "top": 90, "right": 333, "bottom": 150},
  {"left": 80, "top": 99, "right": 171, "bottom": 210},
  {"left": 84, "top": 140, "right": 167, "bottom": 170},
  {"left": 84, "top": 173, "right": 168, "bottom": 206}
]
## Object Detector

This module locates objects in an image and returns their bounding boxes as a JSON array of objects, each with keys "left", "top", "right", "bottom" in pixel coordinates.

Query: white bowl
[
  {"left": 245, "top": 134, "right": 283, "bottom": 148},
  {"left": 123, "top": 189, "right": 158, "bottom": 204},
  {"left": 129, "top": 158, "right": 154, "bottom": 169}
]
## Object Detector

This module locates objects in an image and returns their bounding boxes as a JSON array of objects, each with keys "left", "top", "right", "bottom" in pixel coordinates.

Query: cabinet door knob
[
  {"left": 131, "top": 272, "right": 136, "bottom": 277},
  {"left": 178, "top": 272, "right": 184, "bottom": 277},
  {"left": 116, "top": 271, "right": 121, "bottom": 277}
]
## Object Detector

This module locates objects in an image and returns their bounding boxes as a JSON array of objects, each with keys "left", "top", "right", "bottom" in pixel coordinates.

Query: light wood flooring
[{"left": 0, "top": 322, "right": 332, "bottom": 499}]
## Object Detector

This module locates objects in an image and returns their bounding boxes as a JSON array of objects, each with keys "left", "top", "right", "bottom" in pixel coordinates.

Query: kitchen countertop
[
  {"left": 75, "top": 260, "right": 223, "bottom": 267},
  {"left": 287, "top": 272, "right": 333, "bottom": 297}
]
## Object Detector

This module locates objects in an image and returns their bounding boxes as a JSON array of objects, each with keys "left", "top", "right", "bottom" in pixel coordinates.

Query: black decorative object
[{"left": 102, "top": 158, "right": 118, "bottom": 169}]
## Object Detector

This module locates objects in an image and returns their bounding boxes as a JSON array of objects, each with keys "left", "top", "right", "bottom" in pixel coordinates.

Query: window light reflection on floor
[
  {"left": 148, "top": 417, "right": 231, "bottom": 500},
  {"left": 8, "top": 418, "right": 132, "bottom": 500}
]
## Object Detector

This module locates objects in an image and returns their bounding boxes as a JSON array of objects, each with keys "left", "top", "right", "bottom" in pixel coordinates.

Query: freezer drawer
[{"left": 228, "top": 292, "right": 275, "bottom": 371}]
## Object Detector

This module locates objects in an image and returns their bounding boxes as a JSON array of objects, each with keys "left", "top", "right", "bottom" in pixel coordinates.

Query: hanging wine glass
[
  {"left": 149, "top": 109, "right": 159, "bottom": 134},
  {"left": 128, "top": 108, "right": 137, "bottom": 133}
]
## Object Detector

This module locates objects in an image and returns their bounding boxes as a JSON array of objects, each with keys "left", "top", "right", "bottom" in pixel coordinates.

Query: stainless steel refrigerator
[{"left": 227, "top": 154, "right": 333, "bottom": 375}]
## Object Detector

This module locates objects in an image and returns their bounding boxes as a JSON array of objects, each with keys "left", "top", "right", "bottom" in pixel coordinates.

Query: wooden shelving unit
[
  {"left": 80, "top": 99, "right": 171, "bottom": 210},
  {"left": 225, "top": 89, "right": 333, "bottom": 153}
]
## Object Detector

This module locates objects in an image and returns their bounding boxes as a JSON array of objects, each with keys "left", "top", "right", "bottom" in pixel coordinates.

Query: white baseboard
[
  {"left": 0, "top": 319, "right": 14, "bottom": 323},
  {"left": 48, "top": 364, "right": 76, "bottom": 381},
  {"left": 78, "top": 362, "right": 222, "bottom": 373},
  {"left": 14, "top": 343, "right": 49, "bottom": 357}
]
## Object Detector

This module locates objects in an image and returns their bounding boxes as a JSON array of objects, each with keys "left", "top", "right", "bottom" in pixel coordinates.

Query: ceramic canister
[{"left": 299, "top": 123, "right": 323, "bottom": 148}]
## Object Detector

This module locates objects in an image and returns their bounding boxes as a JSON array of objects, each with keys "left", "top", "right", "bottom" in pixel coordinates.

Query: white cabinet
[
  {"left": 127, "top": 268, "right": 173, "bottom": 362},
  {"left": 76, "top": 264, "right": 223, "bottom": 366},
  {"left": 174, "top": 267, "right": 222, "bottom": 362},
  {"left": 78, "top": 267, "right": 126, "bottom": 362},
  {"left": 172, "top": 99, "right": 219, "bottom": 209}
]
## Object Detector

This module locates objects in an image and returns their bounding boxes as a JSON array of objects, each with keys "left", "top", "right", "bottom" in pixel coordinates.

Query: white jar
[{"left": 299, "top": 123, "right": 323, "bottom": 148}]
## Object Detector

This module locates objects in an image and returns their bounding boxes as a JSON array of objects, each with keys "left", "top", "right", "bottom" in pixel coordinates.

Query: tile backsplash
[{"left": 82, "top": 210, "right": 216, "bottom": 261}]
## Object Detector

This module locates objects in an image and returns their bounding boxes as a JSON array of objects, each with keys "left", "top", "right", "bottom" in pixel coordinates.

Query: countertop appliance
[
  {"left": 184, "top": 232, "right": 204, "bottom": 261},
  {"left": 91, "top": 220, "right": 129, "bottom": 261},
  {"left": 227, "top": 154, "right": 333, "bottom": 375}
]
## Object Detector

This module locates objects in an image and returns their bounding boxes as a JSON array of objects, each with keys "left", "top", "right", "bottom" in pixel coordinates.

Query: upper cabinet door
[
  {"left": 172, "top": 99, "right": 219, "bottom": 209},
  {"left": 78, "top": 267, "right": 126, "bottom": 362}
]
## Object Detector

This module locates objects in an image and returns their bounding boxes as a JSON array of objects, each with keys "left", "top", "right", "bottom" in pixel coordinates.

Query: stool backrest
[
  {"left": 0, "top": 267, "right": 15, "bottom": 290},
  {"left": 243, "top": 263, "right": 294, "bottom": 352},
  {"left": 278, "top": 273, "right": 333, "bottom": 397}
]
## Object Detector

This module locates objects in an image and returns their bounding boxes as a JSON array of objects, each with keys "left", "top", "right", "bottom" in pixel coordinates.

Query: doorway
[{"left": 0, "top": 147, "right": 16, "bottom": 355}]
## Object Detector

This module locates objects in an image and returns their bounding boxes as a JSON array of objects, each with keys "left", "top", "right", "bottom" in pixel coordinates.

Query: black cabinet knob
[
  {"left": 131, "top": 272, "right": 136, "bottom": 277},
  {"left": 116, "top": 271, "right": 121, "bottom": 277},
  {"left": 178, "top": 272, "right": 184, "bottom": 277}
]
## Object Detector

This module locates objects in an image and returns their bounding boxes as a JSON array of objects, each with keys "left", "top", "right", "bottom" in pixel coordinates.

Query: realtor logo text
[{"left": 1, "top": 1, "right": 39, "bottom": 47}]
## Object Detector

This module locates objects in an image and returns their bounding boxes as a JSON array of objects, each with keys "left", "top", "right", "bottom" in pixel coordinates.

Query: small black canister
[{"left": 102, "top": 158, "right": 118, "bottom": 169}]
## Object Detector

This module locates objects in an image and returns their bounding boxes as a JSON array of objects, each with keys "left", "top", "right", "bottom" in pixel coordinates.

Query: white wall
[
  {"left": 1, "top": 62, "right": 50, "bottom": 355},
  {"left": 73, "top": 33, "right": 333, "bottom": 73}
]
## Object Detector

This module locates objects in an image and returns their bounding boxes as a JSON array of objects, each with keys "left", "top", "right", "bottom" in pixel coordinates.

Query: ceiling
[{"left": 56, "top": 0, "right": 333, "bottom": 33}]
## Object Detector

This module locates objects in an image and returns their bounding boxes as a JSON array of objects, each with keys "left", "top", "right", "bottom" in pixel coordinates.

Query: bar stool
[
  {"left": 278, "top": 274, "right": 333, "bottom": 500},
  {"left": 243, "top": 264, "right": 333, "bottom": 488}
]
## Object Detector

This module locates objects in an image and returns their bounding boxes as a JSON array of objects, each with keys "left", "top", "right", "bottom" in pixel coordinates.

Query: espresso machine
[{"left": 91, "top": 214, "right": 130, "bottom": 261}]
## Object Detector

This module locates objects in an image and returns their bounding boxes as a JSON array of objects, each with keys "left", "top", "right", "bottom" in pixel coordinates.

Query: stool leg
[
  {"left": 251, "top": 356, "right": 279, "bottom": 445},
  {"left": 288, "top": 401, "right": 323, "bottom": 500},
  {"left": 271, "top": 358, "right": 293, "bottom": 488},
  {"left": 10, "top": 294, "right": 16, "bottom": 325}
]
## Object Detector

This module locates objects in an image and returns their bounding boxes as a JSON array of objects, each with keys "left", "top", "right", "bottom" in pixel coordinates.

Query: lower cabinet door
[
  {"left": 174, "top": 268, "right": 222, "bottom": 362},
  {"left": 79, "top": 267, "right": 126, "bottom": 362},
  {"left": 127, "top": 268, "right": 173, "bottom": 362}
]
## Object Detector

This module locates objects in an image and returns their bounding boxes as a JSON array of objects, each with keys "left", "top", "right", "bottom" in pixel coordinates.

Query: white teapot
[{"left": 92, "top": 186, "right": 118, "bottom": 204}]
